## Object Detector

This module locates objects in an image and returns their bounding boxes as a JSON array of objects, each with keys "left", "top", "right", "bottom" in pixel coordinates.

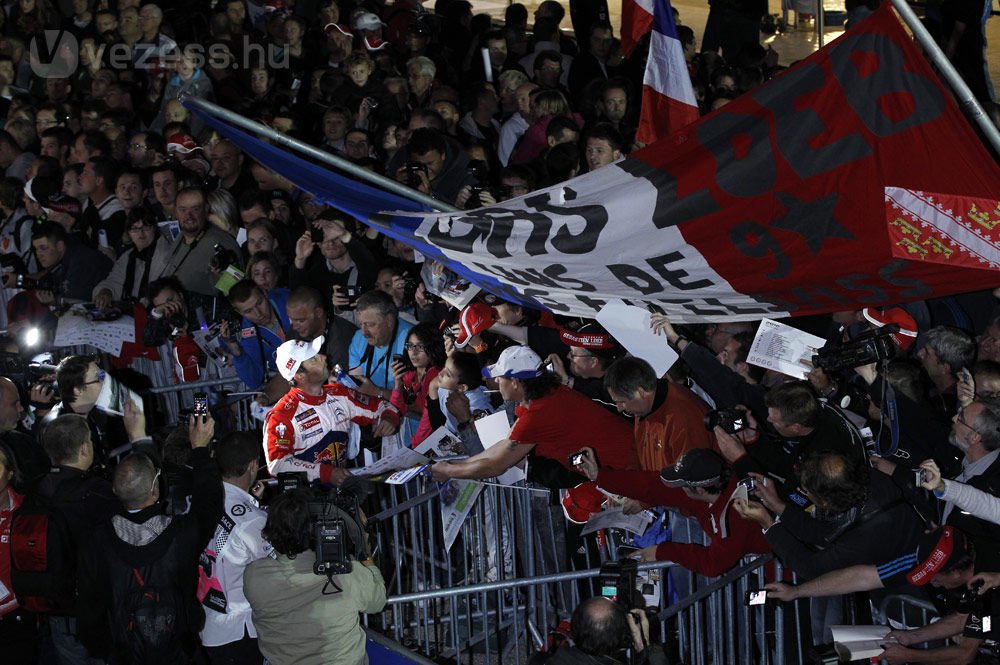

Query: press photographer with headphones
[{"left": 243, "top": 487, "right": 386, "bottom": 665}]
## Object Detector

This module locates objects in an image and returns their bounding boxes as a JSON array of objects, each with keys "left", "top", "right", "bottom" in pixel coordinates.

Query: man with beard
[{"left": 163, "top": 187, "right": 242, "bottom": 296}]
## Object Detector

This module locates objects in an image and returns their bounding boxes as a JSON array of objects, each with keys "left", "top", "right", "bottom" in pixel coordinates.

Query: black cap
[{"left": 659, "top": 449, "right": 726, "bottom": 488}]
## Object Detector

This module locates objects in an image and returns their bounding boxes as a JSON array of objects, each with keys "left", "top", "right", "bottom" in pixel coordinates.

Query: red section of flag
[
  {"left": 629, "top": 5, "right": 1000, "bottom": 314},
  {"left": 621, "top": 0, "right": 654, "bottom": 57}
]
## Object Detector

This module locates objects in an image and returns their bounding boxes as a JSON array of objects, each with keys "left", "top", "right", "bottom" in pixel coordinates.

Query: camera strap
[
  {"left": 169, "top": 229, "right": 206, "bottom": 274},
  {"left": 823, "top": 497, "right": 907, "bottom": 544}
]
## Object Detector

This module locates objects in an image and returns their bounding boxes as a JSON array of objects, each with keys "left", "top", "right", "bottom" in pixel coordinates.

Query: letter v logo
[{"left": 29, "top": 30, "right": 79, "bottom": 79}]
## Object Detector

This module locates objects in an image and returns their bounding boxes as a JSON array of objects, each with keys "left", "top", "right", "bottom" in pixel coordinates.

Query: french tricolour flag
[
  {"left": 621, "top": 0, "right": 655, "bottom": 57},
  {"left": 636, "top": 0, "right": 700, "bottom": 144}
]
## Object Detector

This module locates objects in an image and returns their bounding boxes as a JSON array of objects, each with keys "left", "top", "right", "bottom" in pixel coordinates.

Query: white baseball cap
[
  {"left": 275, "top": 336, "right": 325, "bottom": 381},
  {"left": 482, "top": 345, "right": 543, "bottom": 379}
]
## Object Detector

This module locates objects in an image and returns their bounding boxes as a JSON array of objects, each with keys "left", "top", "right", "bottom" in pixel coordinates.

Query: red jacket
[
  {"left": 597, "top": 469, "right": 770, "bottom": 577},
  {"left": 0, "top": 489, "right": 23, "bottom": 616}
]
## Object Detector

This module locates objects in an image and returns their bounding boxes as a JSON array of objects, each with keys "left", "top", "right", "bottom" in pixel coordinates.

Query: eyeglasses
[
  {"left": 955, "top": 407, "right": 985, "bottom": 437},
  {"left": 82, "top": 369, "right": 107, "bottom": 386},
  {"left": 149, "top": 468, "right": 161, "bottom": 494},
  {"left": 404, "top": 343, "right": 427, "bottom": 351},
  {"left": 131, "top": 143, "right": 148, "bottom": 150}
]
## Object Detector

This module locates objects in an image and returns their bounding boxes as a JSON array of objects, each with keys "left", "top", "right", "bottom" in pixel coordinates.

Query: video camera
[
  {"left": 0, "top": 351, "right": 60, "bottom": 394},
  {"left": 272, "top": 472, "right": 368, "bottom": 581},
  {"left": 811, "top": 325, "right": 899, "bottom": 373}
]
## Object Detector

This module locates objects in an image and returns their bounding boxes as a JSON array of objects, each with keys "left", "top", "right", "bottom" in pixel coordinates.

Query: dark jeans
[
  {"left": 0, "top": 609, "right": 38, "bottom": 665},
  {"left": 204, "top": 632, "right": 264, "bottom": 665}
]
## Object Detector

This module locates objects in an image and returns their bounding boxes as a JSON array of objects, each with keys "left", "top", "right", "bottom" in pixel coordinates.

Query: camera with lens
[
  {"left": 15, "top": 273, "right": 58, "bottom": 292},
  {"left": 210, "top": 243, "right": 238, "bottom": 272},
  {"left": 598, "top": 558, "right": 639, "bottom": 610},
  {"left": 950, "top": 580, "right": 985, "bottom": 614},
  {"left": 812, "top": 325, "right": 898, "bottom": 373},
  {"left": 0, "top": 352, "right": 59, "bottom": 394},
  {"left": 402, "top": 161, "right": 428, "bottom": 189},
  {"left": 704, "top": 407, "right": 749, "bottom": 434}
]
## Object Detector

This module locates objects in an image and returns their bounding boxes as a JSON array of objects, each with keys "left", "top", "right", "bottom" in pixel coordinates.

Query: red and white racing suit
[{"left": 264, "top": 384, "right": 399, "bottom": 483}]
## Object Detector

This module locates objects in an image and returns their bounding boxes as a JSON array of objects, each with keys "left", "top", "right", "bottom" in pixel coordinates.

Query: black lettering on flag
[
  {"left": 730, "top": 222, "right": 792, "bottom": 279},
  {"left": 645, "top": 252, "right": 715, "bottom": 290},
  {"left": 472, "top": 262, "right": 596, "bottom": 292},
  {"left": 829, "top": 31, "right": 945, "bottom": 136},
  {"left": 751, "top": 62, "right": 872, "bottom": 179},
  {"left": 878, "top": 259, "right": 932, "bottom": 298},
  {"left": 791, "top": 285, "right": 851, "bottom": 309},
  {"left": 608, "top": 264, "right": 663, "bottom": 295},
  {"left": 697, "top": 110, "right": 775, "bottom": 198},
  {"left": 523, "top": 187, "right": 608, "bottom": 254},
  {"left": 834, "top": 273, "right": 889, "bottom": 304},
  {"left": 617, "top": 160, "right": 719, "bottom": 230}
]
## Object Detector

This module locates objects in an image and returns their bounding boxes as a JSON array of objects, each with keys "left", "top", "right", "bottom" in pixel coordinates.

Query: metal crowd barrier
[{"left": 364, "top": 476, "right": 797, "bottom": 665}]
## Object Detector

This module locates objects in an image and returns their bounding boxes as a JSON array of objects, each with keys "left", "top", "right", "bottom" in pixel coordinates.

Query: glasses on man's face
[
  {"left": 149, "top": 468, "right": 161, "bottom": 494},
  {"left": 83, "top": 369, "right": 107, "bottom": 386},
  {"left": 955, "top": 407, "right": 985, "bottom": 437},
  {"left": 131, "top": 143, "right": 148, "bottom": 150}
]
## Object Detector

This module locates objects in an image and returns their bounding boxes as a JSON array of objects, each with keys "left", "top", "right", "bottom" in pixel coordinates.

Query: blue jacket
[
  {"left": 232, "top": 288, "right": 291, "bottom": 388},
  {"left": 347, "top": 318, "right": 414, "bottom": 391}
]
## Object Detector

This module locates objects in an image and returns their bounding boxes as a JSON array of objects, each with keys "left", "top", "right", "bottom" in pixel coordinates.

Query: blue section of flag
[
  {"left": 189, "top": 106, "right": 541, "bottom": 309},
  {"left": 652, "top": 0, "right": 680, "bottom": 38}
]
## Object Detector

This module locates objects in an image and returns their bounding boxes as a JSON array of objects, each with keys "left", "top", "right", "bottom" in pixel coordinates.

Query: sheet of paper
[
  {"left": 580, "top": 506, "right": 653, "bottom": 536},
  {"left": 384, "top": 465, "right": 429, "bottom": 484},
  {"left": 350, "top": 448, "right": 430, "bottom": 477},
  {"left": 414, "top": 426, "right": 472, "bottom": 459},
  {"left": 474, "top": 412, "right": 525, "bottom": 485},
  {"left": 474, "top": 411, "right": 512, "bottom": 448},
  {"left": 95, "top": 375, "right": 144, "bottom": 416},
  {"left": 55, "top": 311, "right": 136, "bottom": 356},
  {"left": 745, "top": 318, "right": 827, "bottom": 380},
  {"left": 596, "top": 300, "right": 678, "bottom": 377},
  {"left": 439, "top": 479, "right": 485, "bottom": 551},
  {"left": 831, "top": 625, "right": 892, "bottom": 660},
  {"left": 420, "top": 261, "right": 480, "bottom": 310}
]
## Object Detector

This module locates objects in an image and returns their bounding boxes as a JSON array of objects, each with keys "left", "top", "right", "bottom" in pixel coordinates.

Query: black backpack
[
  {"left": 109, "top": 528, "right": 198, "bottom": 665},
  {"left": 9, "top": 492, "right": 77, "bottom": 613}
]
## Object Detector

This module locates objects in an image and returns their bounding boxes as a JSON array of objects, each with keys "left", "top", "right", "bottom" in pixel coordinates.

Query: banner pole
[
  {"left": 889, "top": 0, "right": 1000, "bottom": 155},
  {"left": 180, "top": 95, "right": 458, "bottom": 213}
]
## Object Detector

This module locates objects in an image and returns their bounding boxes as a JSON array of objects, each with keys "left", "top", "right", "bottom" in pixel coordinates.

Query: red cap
[
  {"left": 166, "top": 133, "right": 201, "bottom": 155},
  {"left": 862, "top": 307, "right": 918, "bottom": 351},
  {"left": 455, "top": 302, "right": 497, "bottom": 348},
  {"left": 561, "top": 482, "right": 605, "bottom": 524},
  {"left": 325, "top": 23, "right": 353, "bottom": 37}
]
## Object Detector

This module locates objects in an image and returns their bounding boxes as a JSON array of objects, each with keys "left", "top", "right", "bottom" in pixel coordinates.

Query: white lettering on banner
[{"left": 401, "top": 166, "right": 788, "bottom": 321}]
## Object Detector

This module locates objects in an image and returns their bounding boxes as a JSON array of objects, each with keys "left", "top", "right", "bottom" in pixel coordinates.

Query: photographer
[
  {"left": 27, "top": 220, "right": 111, "bottom": 304},
  {"left": 223, "top": 279, "right": 292, "bottom": 390},
  {"left": 244, "top": 488, "right": 386, "bottom": 665},
  {"left": 288, "top": 215, "right": 378, "bottom": 309},
  {"left": 163, "top": 187, "right": 243, "bottom": 297},
  {"left": 546, "top": 596, "right": 666, "bottom": 665}
]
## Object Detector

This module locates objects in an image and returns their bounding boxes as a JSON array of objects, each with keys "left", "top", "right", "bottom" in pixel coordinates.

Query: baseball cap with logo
[
  {"left": 275, "top": 336, "right": 325, "bottom": 381},
  {"left": 455, "top": 302, "right": 497, "bottom": 348},
  {"left": 905, "top": 526, "right": 971, "bottom": 586},
  {"left": 862, "top": 307, "right": 919, "bottom": 351},
  {"left": 482, "top": 345, "right": 543, "bottom": 379},
  {"left": 659, "top": 449, "right": 727, "bottom": 488}
]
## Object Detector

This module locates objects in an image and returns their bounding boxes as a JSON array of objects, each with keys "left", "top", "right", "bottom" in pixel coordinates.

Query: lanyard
[{"left": 170, "top": 229, "right": 205, "bottom": 274}]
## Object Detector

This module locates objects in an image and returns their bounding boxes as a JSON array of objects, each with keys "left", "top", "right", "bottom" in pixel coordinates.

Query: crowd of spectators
[{"left": 0, "top": 0, "right": 995, "bottom": 663}]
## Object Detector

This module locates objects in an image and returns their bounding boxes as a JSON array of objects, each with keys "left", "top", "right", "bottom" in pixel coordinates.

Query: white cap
[
  {"left": 275, "top": 336, "right": 325, "bottom": 380},
  {"left": 353, "top": 11, "right": 385, "bottom": 31},
  {"left": 482, "top": 345, "right": 543, "bottom": 379}
]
